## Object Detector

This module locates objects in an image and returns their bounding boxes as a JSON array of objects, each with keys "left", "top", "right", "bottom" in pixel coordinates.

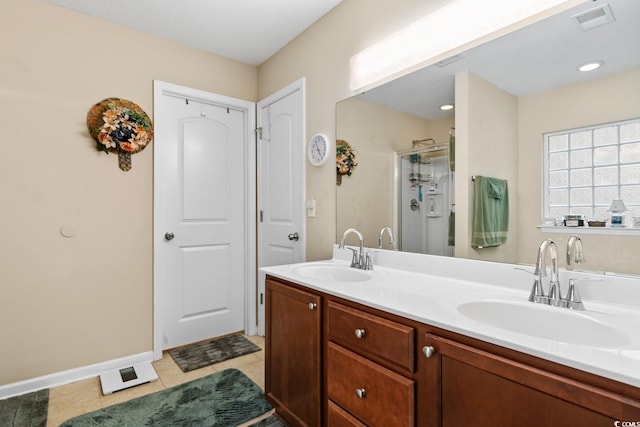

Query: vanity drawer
[
  {"left": 327, "top": 400, "right": 366, "bottom": 427},
  {"left": 327, "top": 301, "right": 415, "bottom": 372},
  {"left": 327, "top": 342, "right": 414, "bottom": 427}
]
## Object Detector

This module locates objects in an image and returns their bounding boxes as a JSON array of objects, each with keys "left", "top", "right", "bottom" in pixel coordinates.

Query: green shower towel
[
  {"left": 449, "top": 134, "right": 455, "bottom": 172},
  {"left": 448, "top": 210, "right": 455, "bottom": 247},
  {"left": 471, "top": 176, "right": 509, "bottom": 248}
]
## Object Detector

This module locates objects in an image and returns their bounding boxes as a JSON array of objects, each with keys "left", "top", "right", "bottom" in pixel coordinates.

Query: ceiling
[
  {"left": 41, "top": 0, "right": 639, "bottom": 118},
  {"left": 42, "top": 0, "right": 343, "bottom": 66},
  {"left": 357, "top": 0, "right": 640, "bottom": 120}
]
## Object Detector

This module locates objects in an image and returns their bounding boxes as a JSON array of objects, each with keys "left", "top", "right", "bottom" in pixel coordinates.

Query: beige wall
[
  {"left": 455, "top": 71, "right": 519, "bottom": 263},
  {"left": 0, "top": 0, "right": 257, "bottom": 385},
  {"left": 518, "top": 68, "right": 640, "bottom": 275}
]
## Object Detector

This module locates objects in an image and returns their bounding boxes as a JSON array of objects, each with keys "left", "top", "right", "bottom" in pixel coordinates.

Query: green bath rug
[
  {"left": 169, "top": 334, "right": 261, "bottom": 372},
  {"left": 0, "top": 389, "right": 48, "bottom": 427},
  {"left": 59, "top": 368, "right": 271, "bottom": 426}
]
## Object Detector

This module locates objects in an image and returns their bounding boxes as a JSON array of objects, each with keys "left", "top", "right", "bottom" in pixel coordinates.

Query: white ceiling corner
[{"left": 41, "top": 0, "right": 343, "bottom": 66}]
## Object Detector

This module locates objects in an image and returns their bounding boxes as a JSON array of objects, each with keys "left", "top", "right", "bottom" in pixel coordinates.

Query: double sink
[{"left": 290, "top": 262, "right": 632, "bottom": 349}]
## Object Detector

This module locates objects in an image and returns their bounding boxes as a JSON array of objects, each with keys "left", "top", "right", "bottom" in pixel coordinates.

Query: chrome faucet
[
  {"left": 531, "top": 239, "right": 564, "bottom": 306},
  {"left": 339, "top": 228, "right": 371, "bottom": 270},
  {"left": 566, "top": 235, "right": 586, "bottom": 270},
  {"left": 378, "top": 227, "right": 395, "bottom": 249}
]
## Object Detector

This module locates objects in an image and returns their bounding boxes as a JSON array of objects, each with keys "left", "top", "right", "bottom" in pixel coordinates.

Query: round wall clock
[{"left": 308, "top": 133, "right": 331, "bottom": 166}]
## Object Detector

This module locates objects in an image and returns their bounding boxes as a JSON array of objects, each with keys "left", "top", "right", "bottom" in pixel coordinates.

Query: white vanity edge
[{"left": 260, "top": 245, "right": 640, "bottom": 389}]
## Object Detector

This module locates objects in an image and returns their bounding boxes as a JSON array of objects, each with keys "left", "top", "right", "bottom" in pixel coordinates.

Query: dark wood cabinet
[
  {"left": 420, "top": 332, "right": 640, "bottom": 427},
  {"left": 265, "top": 274, "right": 640, "bottom": 427},
  {"left": 265, "top": 277, "right": 322, "bottom": 427}
]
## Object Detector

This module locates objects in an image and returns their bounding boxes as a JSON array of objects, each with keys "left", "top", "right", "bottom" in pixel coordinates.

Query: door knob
[
  {"left": 288, "top": 232, "right": 299, "bottom": 241},
  {"left": 164, "top": 232, "right": 175, "bottom": 241}
]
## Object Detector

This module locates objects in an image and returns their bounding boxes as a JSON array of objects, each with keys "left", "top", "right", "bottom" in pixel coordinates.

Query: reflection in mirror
[
  {"left": 396, "top": 138, "right": 454, "bottom": 255},
  {"left": 335, "top": 0, "right": 640, "bottom": 273},
  {"left": 336, "top": 96, "right": 454, "bottom": 251}
]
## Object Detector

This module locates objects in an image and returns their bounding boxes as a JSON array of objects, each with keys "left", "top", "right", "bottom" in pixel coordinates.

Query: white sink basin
[
  {"left": 457, "top": 300, "right": 629, "bottom": 347},
  {"left": 291, "top": 263, "right": 372, "bottom": 282}
]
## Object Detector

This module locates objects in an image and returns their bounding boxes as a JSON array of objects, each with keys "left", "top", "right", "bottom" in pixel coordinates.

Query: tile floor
[{"left": 46, "top": 335, "right": 272, "bottom": 427}]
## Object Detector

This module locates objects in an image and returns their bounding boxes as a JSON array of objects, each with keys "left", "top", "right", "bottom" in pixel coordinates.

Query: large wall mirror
[{"left": 336, "top": 0, "right": 640, "bottom": 273}]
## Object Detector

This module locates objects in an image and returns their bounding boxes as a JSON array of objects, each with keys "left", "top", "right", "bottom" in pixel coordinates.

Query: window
[{"left": 543, "top": 118, "right": 640, "bottom": 222}]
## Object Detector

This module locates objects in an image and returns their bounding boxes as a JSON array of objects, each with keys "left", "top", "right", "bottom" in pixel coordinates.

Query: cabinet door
[
  {"left": 265, "top": 278, "right": 322, "bottom": 427},
  {"left": 421, "top": 333, "right": 640, "bottom": 427}
]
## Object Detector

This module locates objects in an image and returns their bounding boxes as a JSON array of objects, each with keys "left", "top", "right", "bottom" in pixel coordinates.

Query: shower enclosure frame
[{"left": 394, "top": 143, "right": 453, "bottom": 255}]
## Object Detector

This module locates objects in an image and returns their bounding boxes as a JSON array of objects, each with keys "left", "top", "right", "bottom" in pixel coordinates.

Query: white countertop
[{"left": 260, "top": 246, "right": 640, "bottom": 389}]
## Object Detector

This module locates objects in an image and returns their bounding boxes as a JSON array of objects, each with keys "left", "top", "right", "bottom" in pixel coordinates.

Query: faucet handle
[
  {"left": 514, "top": 268, "right": 548, "bottom": 303},
  {"left": 514, "top": 267, "right": 535, "bottom": 276},
  {"left": 345, "top": 248, "right": 359, "bottom": 268},
  {"left": 529, "top": 279, "right": 549, "bottom": 304},
  {"left": 565, "top": 279, "right": 584, "bottom": 310},
  {"left": 564, "top": 278, "right": 603, "bottom": 310},
  {"left": 364, "top": 252, "right": 374, "bottom": 271}
]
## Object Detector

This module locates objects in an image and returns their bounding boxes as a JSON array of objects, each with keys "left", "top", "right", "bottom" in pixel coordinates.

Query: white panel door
[
  {"left": 258, "top": 81, "right": 305, "bottom": 267},
  {"left": 257, "top": 79, "right": 305, "bottom": 335},
  {"left": 156, "top": 92, "right": 246, "bottom": 350}
]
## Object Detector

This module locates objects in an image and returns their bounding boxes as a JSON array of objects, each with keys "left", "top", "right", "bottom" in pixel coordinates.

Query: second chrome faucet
[
  {"left": 531, "top": 239, "right": 561, "bottom": 305},
  {"left": 339, "top": 228, "right": 372, "bottom": 270},
  {"left": 529, "top": 236, "right": 587, "bottom": 309}
]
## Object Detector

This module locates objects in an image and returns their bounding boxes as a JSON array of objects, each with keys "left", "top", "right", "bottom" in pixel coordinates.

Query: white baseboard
[{"left": 0, "top": 351, "right": 154, "bottom": 400}]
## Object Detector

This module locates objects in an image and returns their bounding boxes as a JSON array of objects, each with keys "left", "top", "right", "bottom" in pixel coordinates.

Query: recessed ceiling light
[
  {"left": 440, "top": 104, "right": 454, "bottom": 111},
  {"left": 578, "top": 61, "right": 604, "bottom": 72}
]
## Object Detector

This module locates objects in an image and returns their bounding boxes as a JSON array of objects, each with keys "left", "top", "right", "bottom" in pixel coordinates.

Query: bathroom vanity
[{"left": 262, "top": 248, "right": 640, "bottom": 426}]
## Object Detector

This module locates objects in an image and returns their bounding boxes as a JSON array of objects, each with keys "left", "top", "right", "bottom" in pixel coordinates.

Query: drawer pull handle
[
  {"left": 308, "top": 302, "right": 317, "bottom": 311},
  {"left": 422, "top": 345, "right": 436, "bottom": 358},
  {"left": 355, "top": 328, "right": 366, "bottom": 339},
  {"left": 356, "top": 388, "right": 366, "bottom": 399}
]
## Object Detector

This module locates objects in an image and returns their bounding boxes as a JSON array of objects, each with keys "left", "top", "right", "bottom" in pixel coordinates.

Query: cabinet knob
[
  {"left": 422, "top": 345, "right": 436, "bottom": 358},
  {"left": 355, "top": 328, "right": 366, "bottom": 339},
  {"left": 355, "top": 388, "right": 366, "bottom": 399},
  {"left": 308, "top": 302, "right": 317, "bottom": 311}
]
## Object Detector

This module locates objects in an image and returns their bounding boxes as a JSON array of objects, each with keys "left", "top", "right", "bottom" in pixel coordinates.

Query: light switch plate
[{"left": 307, "top": 198, "right": 316, "bottom": 217}]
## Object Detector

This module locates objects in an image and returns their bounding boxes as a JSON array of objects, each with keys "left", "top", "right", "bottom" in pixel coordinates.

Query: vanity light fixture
[
  {"left": 577, "top": 60, "right": 604, "bottom": 72},
  {"left": 349, "top": 0, "right": 587, "bottom": 91},
  {"left": 440, "top": 104, "right": 454, "bottom": 111}
]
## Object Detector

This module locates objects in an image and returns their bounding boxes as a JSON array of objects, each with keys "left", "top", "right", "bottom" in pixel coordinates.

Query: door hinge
[
  {"left": 256, "top": 126, "right": 270, "bottom": 142},
  {"left": 260, "top": 210, "right": 263, "bottom": 222},
  {"left": 260, "top": 293, "right": 264, "bottom": 305}
]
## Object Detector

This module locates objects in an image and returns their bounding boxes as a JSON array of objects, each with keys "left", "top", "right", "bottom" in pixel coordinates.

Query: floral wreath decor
[
  {"left": 336, "top": 139, "right": 358, "bottom": 186},
  {"left": 86, "top": 97, "right": 154, "bottom": 171}
]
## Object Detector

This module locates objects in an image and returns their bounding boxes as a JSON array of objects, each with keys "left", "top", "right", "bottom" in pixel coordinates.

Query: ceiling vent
[{"left": 572, "top": 3, "right": 615, "bottom": 31}]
